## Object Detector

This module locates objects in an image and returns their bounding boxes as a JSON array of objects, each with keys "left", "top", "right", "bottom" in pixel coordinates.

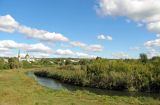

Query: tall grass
[{"left": 35, "top": 59, "right": 160, "bottom": 93}]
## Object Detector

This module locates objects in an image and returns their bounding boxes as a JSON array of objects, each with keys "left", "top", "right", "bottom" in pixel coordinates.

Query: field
[{"left": 0, "top": 69, "right": 160, "bottom": 105}]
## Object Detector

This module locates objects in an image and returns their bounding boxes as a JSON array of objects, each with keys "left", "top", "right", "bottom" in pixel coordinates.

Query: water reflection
[{"left": 27, "top": 71, "right": 160, "bottom": 99}]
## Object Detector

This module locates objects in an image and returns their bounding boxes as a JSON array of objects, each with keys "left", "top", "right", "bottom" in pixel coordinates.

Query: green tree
[
  {"left": 139, "top": 53, "right": 148, "bottom": 63},
  {"left": 8, "top": 58, "right": 22, "bottom": 69},
  {"left": 0, "top": 58, "right": 5, "bottom": 69},
  {"left": 65, "top": 59, "right": 71, "bottom": 65},
  {"left": 22, "top": 60, "right": 32, "bottom": 68}
]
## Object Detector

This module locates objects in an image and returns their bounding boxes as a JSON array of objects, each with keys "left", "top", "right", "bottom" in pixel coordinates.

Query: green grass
[{"left": 0, "top": 69, "right": 160, "bottom": 105}]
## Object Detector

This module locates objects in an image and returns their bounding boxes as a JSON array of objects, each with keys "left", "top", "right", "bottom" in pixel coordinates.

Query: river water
[{"left": 27, "top": 71, "right": 160, "bottom": 99}]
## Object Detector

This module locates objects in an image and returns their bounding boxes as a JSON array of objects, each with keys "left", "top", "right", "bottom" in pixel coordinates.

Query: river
[{"left": 27, "top": 71, "right": 160, "bottom": 99}]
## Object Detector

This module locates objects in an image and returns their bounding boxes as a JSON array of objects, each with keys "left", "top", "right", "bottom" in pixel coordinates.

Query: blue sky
[{"left": 0, "top": 0, "right": 160, "bottom": 58}]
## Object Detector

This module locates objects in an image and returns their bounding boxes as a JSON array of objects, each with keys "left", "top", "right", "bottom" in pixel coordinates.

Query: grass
[{"left": 0, "top": 69, "right": 160, "bottom": 105}]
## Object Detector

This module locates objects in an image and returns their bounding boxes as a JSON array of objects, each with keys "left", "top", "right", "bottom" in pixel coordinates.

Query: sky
[{"left": 0, "top": 0, "right": 160, "bottom": 58}]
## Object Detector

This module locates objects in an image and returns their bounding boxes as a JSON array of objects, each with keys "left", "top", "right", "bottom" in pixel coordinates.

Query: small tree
[
  {"left": 0, "top": 58, "right": 5, "bottom": 69},
  {"left": 8, "top": 58, "right": 21, "bottom": 69},
  {"left": 139, "top": 53, "right": 148, "bottom": 64},
  {"left": 65, "top": 59, "right": 71, "bottom": 65}
]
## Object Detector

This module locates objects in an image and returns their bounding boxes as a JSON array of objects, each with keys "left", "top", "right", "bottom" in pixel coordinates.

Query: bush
[
  {"left": 35, "top": 58, "right": 160, "bottom": 93},
  {"left": 8, "top": 58, "right": 22, "bottom": 69}
]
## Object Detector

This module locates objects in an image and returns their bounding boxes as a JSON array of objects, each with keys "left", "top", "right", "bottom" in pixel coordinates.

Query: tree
[
  {"left": 8, "top": 58, "right": 22, "bottom": 69},
  {"left": 22, "top": 60, "right": 32, "bottom": 68},
  {"left": 139, "top": 53, "right": 148, "bottom": 63},
  {"left": 65, "top": 59, "right": 71, "bottom": 65},
  {"left": 0, "top": 58, "right": 5, "bottom": 69}
]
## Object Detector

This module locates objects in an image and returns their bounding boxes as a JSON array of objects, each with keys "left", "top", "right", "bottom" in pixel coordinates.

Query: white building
[{"left": 18, "top": 50, "right": 35, "bottom": 62}]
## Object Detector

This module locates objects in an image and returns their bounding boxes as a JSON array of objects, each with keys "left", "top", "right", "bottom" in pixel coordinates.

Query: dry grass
[{"left": 0, "top": 69, "right": 159, "bottom": 105}]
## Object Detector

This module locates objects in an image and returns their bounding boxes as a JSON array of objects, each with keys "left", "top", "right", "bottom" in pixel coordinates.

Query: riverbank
[
  {"left": 0, "top": 69, "right": 160, "bottom": 105},
  {"left": 34, "top": 63, "right": 160, "bottom": 93}
]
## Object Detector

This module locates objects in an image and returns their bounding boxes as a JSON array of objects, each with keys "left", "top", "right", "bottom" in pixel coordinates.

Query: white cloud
[
  {"left": 70, "top": 41, "right": 104, "bottom": 52},
  {"left": 0, "top": 51, "right": 14, "bottom": 57},
  {"left": 15, "top": 52, "right": 50, "bottom": 58},
  {"left": 146, "top": 48, "right": 160, "bottom": 58},
  {"left": 54, "top": 49, "right": 96, "bottom": 58},
  {"left": 75, "top": 52, "right": 96, "bottom": 58},
  {"left": 147, "top": 21, "right": 160, "bottom": 33},
  {"left": 0, "top": 15, "right": 69, "bottom": 42},
  {"left": 55, "top": 49, "right": 74, "bottom": 56},
  {"left": 18, "top": 25, "right": 69, "bottom": 42},
  {"left": 96, "top": 0, "right": 160, "bottom": 35},
  {"left": 144, "top": 38, "right": 160, "bottom": 48},
  {"left": 85, "top": 44, "right": 103, "bottom": 52},
  {"left": 32, "top": 52, "right": 50, "bottom": 58},
  {"left": 0, "top": 15, "right": 19, "bottom": 33},
  {"left": 70, "top": 41, "right": 86, "bottom": 48},
  {"left": 97, "top": 34, "right": 112, "bottom": 41},
  {"left": 0, "top": 48, "right": 10, "bottom": 51},
  {"left": 0, "top": 47, "right": 13, "bottom": 57},
  {"left": 129, "top": 47, "right": 140, "bottom": 51},
  {"left": 112, "top": 52, "right": 129, "bottom": 59},
  {"left": 0, "top": 14, "right": 104, "bottom": 57},
  {"left": 144, "top": 38, "right": 160, "bottom": 58},
  {"left": 0, "top": 40, "right": 53, "bottom": 53},
  {"left": 97, "top": 0, "right": 160, "bottom": 22}
]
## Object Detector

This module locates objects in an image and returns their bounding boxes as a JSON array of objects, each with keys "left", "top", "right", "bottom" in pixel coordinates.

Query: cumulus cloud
[
  {"left": 0, "top": 48, "right": 10, "bottom": 51},
  {"left": 75, "top": 52, "right": 96, "bottom": 58},
  {"left": 147, "top": 21, "right": 160, "bottom": 33},
  {"left": 0, "top": 40, "right": 53, "bottom": 53},
  {"left": 55, "top": 49, "right": 74, "bottom": 56},
  {"left": 146, "top": 48, "right": 160, "bottom": 58},
  {"left": 144, "top": 38, "right": 160, "bottom": 58},
  {"left": 54, "top": 49, "right": 96, "bottom": 58},
  {"left": 144, "top": 38, "right": 160, "bottom": 48},
  {"left": 0, "top": 15, "right": 19, "bottom": 33},
  {"left": 31, "top": 52, "right": 50, "bottom": 58},
  {"left": 85, "top": 44, "right": 103, "bottom": 52},
  {"left": 0, "top": 47, "right": 13, "bottom": 57},
  {"left": 0, "top": 15, "right": 103, "bottom": 54},
  {"left": 97, "top": 34, "right": 112, "bottom": 41},
  {"left": 0, "top": 15, "right": 69, "bottom": 42},
  {"left": 96, "top": 0, "right": 160, "bottom": 35},
  {"left": 18, "top": 25, "right": 69, "bottom": 42},
  {"left": 0, "top": 51, "right": 14, "bottom": 57},
  {"left": 70, "top": 41, "right": 87, "bottom": 48},
  {"left": 112, "top": 52, "right": 129, "bottom": 59},
  {"left": 70, "top": 41, "right": 103, "bottom": 52},
  {"left": 97, "top": 0, "right": 160, "bottom": 22}
]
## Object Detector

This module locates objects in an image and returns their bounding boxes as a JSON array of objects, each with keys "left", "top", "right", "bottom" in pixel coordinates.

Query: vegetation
[
  {"left": 140, "top": 53, "right": 148, "bottom": 64},
  {"left": 0, "top": 58, "right": 9, "bottom": 69},
  {"left": 0, "top": 54, "right": 160, "bottom": 104},
  {"left": 35, "top": 55, "right": 160, "bottom": 93},
  {"left": 0, "top": 69, "right": 160, "bottom": 105}
]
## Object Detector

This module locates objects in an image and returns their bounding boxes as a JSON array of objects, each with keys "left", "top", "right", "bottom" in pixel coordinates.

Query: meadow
[
  {"left": 0, "top": 68, "right": 160, "bottom": 105},
  {"left": 0, "top": 55, "right": 160, "bottom": 105}
]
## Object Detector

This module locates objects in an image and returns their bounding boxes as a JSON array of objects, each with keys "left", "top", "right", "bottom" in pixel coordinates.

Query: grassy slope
[{"left": 0, "top": 69, "right": 159, "bottom": 105}]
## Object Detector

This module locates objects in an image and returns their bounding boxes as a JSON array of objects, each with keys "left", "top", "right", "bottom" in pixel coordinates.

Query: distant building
[{"left": 18, "top": 50, "right": 35, "bottom": 62}]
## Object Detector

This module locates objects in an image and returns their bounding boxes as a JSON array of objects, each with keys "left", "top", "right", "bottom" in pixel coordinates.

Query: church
[{"left": 17, "top": 50, "right": 35, "bottom": 62}]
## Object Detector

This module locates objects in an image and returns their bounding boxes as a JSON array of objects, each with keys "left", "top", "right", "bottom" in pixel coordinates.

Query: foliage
[
  {"left": 8, "top": 57, "right": 22, "bottom": 69},
  {"left": 22, "top": 60, "right": 32, "bottom": 68},
  {"left": 35, "top": 57, "right": 160, "bottom": 93},
  {"left": 140, "top": 53, "right": 148, "bottom": 64}
]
